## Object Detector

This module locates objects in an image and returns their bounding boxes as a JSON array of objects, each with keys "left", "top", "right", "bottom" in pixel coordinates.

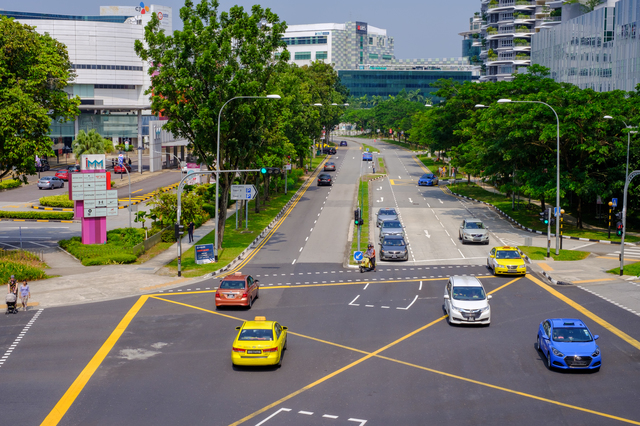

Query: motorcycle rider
[{"left": 365, "top": 243, "right": 376, "bottom": 272}]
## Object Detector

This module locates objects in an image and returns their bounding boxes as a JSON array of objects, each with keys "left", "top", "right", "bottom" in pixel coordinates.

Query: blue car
[
  {"left": 418, "top": 173, "right": 438, "bottom": 186},
  {"left": 363, "top": 152, "right": 373, "bottom": 161},
  {"left": 537, "top": 318, "right": 601, "bottom": 371}
]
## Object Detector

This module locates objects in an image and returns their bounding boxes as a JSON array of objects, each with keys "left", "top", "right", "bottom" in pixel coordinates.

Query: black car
[
  {"left": 322, "top": 147, "right": 337, "bottom": 155},
  {"left": 339, "top": 141, "right": 347, "bottom": 146},
  {"left": 317, "top": 173, "right": 333, "bottom": 186},
  {"left": 379, "top": 235, "right": 409, "bottom": 261},
  {"left": 36, "top": 158, "right": 50, "bottom": 172}
]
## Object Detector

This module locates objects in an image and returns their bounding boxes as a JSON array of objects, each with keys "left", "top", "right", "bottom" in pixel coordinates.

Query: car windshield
[
  {"left": 238, "top": 329, "right": 273, "bottom": 341},
  {"left": 383, "top": 221, "right": 402, "bottom": 229},
  {"left": 452, "top": 286, "right": 486, "bottom": 300},
  {"left": 379, "top": 209, "right": 396, "bottom": 216},
  {"left": 383, "top": 238, "right": 406, "bottom": 246},
  {"left": 40, "top": 178, "right": 51, "bottom": 181},
  {"left": 421, "top": 174, "right": 435, "bottom": 179},
  {"left": 552, "top": 327, "right": 593, "bottom": 342},
  {"left": 320, "top": 174, "right": 330, "bottom": 179},
  {"left": 327, "top": 163, "right": 334, "bottom": 166},
  {"left": 496, "top": 250, "right": 521, "bottom": 259},
  {"left": 220, "top": 280, "right": 245, "bottom": 289},
  {"left": 465, "top": 222, "right": 485, "bottom": 229}
]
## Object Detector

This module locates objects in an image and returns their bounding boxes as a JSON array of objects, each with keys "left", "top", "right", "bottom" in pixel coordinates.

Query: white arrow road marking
[
  {"left": 349, "top": 295, "right": 361, "bottom": 306},
  {"left": 439, "top": 199, "right": 444, "bottom": 204},
  {"left": 256, "top": 408, "right": 292, "bottom": 426},
  {"left": 408, "top": 198, "right": 413, "bottom": 203},
  {"left": 419, "top": 280, "right": 423, "bottom": 290},
  {"left": 348, "top": 419, "right": 368, "bottom": 425},
  {"left": 397, "top": 295, "right": 419, "bottom": 310},
  {"left": 380, "top": 197, "right": 384, "bottom": 202},
  {"left": 424, "top": 230, "right": 431, "bottom": 238}
]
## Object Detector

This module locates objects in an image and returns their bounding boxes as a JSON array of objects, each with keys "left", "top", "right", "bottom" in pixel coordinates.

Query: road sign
[
  {"left": 612, "top": 198, "right": 618, "bottom": 208},
  {"left": 554, "top": 207, "right": 559, "bottom": 217},
  {"left": 195, "top": 244, "right": 215, "bottom": 264},
  {"left": 230, "top": 184, "right": 257, "bottom": 200},
  {"left": 118, "top": 154, "right": 124, "bottom": 166},
  {"left": 284, "top": 164, "right": 292, "bottom": 170},
  {"left": 354, "top": 251, "right": 364, "bottom": 262}
]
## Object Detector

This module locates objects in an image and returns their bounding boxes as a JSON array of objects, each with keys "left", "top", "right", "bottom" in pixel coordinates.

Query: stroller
[{"left": 5, "top": 293, "right": 18, "bottom": 314}]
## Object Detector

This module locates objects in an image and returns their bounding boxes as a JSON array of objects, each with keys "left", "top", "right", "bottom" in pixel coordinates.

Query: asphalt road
[{"left": 3, "top": 138, "right": 640, "bottom": 425}]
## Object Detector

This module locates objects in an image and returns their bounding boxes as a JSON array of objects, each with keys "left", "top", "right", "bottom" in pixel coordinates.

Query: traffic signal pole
[{"left": 547, "top": 207, "right": 551, "bottom": 258}]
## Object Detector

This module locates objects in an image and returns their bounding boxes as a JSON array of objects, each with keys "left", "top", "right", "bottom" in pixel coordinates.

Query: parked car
[
  {"left": 114, "top": 163, "right": 132, "bottom": 174},
  {"left": 339, "top": 141, "right": 348, "bottom": 146},
  {"left": 443, "top": 276, "right": 492, "bottom": 325},
  {"left": 37, "top": 176, "right": 64, "bottom": 190},
  {"left": 379, "top": 219, "right": 405, "bottom": 241},
  {"left": 459, "top": 219, "right": 489, "bottom": 244},
  {"left": 322, "top": 146, "right": 337, "bottom": 155},
  {"left": 317, "top": 173, "right": 332, "bottom": 186},
  {"left": 363, "top": 152, "right": 373, "bottom": 161},
  {"left": 376, "top": 207, "right": 399, "bottom": 227},
  {"left": 537, "top": 318, "right": 601, "bottom": 371},
  {"left": 379, "top": 235, "right": 409, "bottom": 261},
  {"left": 324, "top": 162, "right": 336, "bottom": 172}
]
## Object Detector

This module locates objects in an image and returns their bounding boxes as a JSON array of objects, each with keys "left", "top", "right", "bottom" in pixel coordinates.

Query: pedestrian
[
  {"left": 111, "top": 158, "right": 115, "bottom": 168},
  {"left": 8, "top": 274, "right": 18, "bottom": 295},
  {"left": 128, "top": 157, "right": 132, "bottom": 167},
  {"left": 188, "top": 221, "right": 195, "bottom": 243},
  {"left": 443, "top": 166, "right": 447, "bottom": 177},
  {"left": 20, "top": 280, "right": 30, "bottom": 312}
]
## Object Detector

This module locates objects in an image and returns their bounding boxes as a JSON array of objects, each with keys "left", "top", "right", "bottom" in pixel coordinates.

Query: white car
[{"left": 443, "top": 276, "right": 491, "bottom": 326}]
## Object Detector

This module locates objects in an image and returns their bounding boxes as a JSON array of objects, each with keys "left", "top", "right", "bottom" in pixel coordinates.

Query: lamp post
[
  {"left": 304, "top": 103, "right": 323, "bottom": 170},
  {"left": 214, "top": 94, "right": 280, "bottom": 261},
  {"left": 604, "top": 115, "right": 638, "bottom": 275},
  {"left": 498, "top": 99, "right": 561, "bottom": 255}
]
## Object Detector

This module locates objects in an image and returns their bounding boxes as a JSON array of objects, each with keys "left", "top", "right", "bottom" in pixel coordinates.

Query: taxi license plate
[{"left": 247, "top": 350, "right": 261, "bottom": 354}]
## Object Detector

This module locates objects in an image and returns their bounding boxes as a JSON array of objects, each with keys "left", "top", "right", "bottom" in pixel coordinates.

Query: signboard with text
[{"left": 195, "top": 244, "right": 215, "bottom": 264}]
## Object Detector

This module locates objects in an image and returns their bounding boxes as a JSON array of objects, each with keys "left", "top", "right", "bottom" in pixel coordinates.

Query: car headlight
[
  {"left": 480, "top": 306, "right": 490, "bottom": 312},
  {"left": 450, "top": 304, "right": 460, "bottom": 312},
  {"left": 551, "top": 347, "right": 564, "bottom": 357},
  {"left": 592, "top": 348, "right": 600, "bottom": 357}
]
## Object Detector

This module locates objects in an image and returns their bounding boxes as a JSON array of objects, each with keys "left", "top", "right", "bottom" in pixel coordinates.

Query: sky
[{"left": 3, "top": 0, "right": 481, "bottom": 59}]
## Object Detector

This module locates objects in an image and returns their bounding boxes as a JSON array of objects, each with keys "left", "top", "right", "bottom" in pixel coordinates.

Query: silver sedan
[
  {"left": 37, "top": 176, "right": 64, "bottom": 190},
  {"left": 459, "top": 219, "right": 489, "bottom": 244},
  {"left": 376, "top": 207, "right": 399, "bottom": 227}
]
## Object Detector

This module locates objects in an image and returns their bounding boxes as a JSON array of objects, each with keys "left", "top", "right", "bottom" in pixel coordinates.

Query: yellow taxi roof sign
[{"left": 254, "top": 316, "right": 266, "bottom": 321}]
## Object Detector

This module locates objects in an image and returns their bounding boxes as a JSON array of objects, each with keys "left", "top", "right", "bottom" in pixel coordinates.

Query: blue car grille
[{"left": 564, "top": 355, "right": 592, "bottom": 368}]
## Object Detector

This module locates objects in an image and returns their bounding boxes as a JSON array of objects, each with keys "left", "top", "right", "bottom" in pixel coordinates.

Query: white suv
[{"left": 443, "top": 276, "right": 491, "bottom": 326}]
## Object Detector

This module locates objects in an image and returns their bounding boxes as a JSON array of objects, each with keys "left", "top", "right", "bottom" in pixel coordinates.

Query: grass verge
[
  {"left": 607, "top": 261, "right": 640, "bottom": 276},
  {"left": 449, "top": 182, "right": 640, "bottom": 243},
  {"left": 166, "top": 164, "right": 324, "bottom": 277},
  {"left": 134, "top": 242, "right": 173, "bottom": 264},
  {"left": 377, "top": 138, "right": 425, "bottom": 151},
  {"left": 377, "top": 157, "right": 386, "bottom": 175},
  {"left": 361, "top": 143, "right": 380, "bottom": 153},
  {"left": 349, "top": 174, "right": 377, "bottom": 265},
  {"left": 519, "top": 246, "right": 590, "bottom": 261}
]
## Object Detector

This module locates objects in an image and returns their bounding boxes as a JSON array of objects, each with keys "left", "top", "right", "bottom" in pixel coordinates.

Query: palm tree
[{"left": 72, "top": 129, "right": 113, "bottom": 157}]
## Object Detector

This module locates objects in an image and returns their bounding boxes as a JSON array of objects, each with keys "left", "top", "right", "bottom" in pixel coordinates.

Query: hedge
[
  {"left": 39, "top": 194, "right": 74, "bottom": 208},
  {"left": 59, "top": 228, "right": 146, "bottom": 266},
  {"left": 0, "top": 179, "right": 22, "bottom": 190},
  {"left": 0, "top": 260, "right": 48, "bottom": 283},
  {"left": 0, "top": 210, "right": 74, "bottom": 220}
]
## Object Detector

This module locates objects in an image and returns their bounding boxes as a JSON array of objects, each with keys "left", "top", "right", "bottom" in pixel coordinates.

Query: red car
[
  {"left": 215, "top": 272, "right": 260, "bottom": 308},
  {"left": 54, "top": 165, "right": 80, "bottom": 181},
  {"left": 114, "top": 163, "right": 132, "bottom": 174}
]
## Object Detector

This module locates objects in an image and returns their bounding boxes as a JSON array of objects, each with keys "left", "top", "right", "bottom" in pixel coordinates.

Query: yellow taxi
[
  {"left": 487, "top": 246, "right": 527, "bottom": 276},
  {"left": 231, "top": 316, "right": 288, "bottom": 367}
]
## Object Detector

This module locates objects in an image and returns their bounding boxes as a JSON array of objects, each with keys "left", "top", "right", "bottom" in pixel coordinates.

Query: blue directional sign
[
  {"left": 354, "top": 251, "right": 364, "bottom": 262},
  {"left": 612, "top": 198, "right": 618, "bottom": 208},
  {"left": 554, "top": 207, "right": 559, "bottom": 217},
  {"left": 230, "top": 184, "right": 257, "bottom": 200}
]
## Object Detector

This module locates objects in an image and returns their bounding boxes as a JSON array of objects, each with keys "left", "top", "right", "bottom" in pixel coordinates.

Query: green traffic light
[{"left": 260, "top": 167, "right": 267, "bottom": 174}]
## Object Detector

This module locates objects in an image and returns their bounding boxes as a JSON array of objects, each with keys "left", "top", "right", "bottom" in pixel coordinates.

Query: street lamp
[
  {"left": 604, "top": 115, "right": 638, "bottom": 275},
  {"left": 214, "top": 94, "right": 280, "bottom": 261},
  {"left": 425, "top": 103, "right": 433, "bottom": 107},
  {"left": 475, "top": 104, "right": 489, "bottom": 108},
  {"left": 498, "top": 98, "right": 561, "bottom": 255}
]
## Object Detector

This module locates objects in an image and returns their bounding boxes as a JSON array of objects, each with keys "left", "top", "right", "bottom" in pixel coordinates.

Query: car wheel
[
  {"left": 39, "top": 187, "right": 42, "bottom": 190},
  {"left": 492, "top": 266, "right": 497, "bottom": 276},
  {"left": 359, "top": 266, "right": 364, "bottom": 273},
  {"left": 277, "top": 352, "right": 283, "bottom": 367},
  {"left": 248, "top": 296, "right": 253, "bottom": 309},
  {"left": 61, "top": 183, "right": 64, "bottom": 188},
  {"left": 536, "top": 336, "right": 542, "bottom": 352},
  {"left": 592, "top": 367, "right": 600, "bottom": 373},
  {"left": 255, "top": 289, "right": 259, "bottom": 299},
  {"left": 546, "top": 352, "right": 553, "bottom": 370},
  {"left": 484, "top": 241, "right": 489, "bottom": 245}
]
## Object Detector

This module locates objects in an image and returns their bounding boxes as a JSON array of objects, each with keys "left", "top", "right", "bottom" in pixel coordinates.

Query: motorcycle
[{"left": 359, "top": 256, "right": 375, "bottom": 273}]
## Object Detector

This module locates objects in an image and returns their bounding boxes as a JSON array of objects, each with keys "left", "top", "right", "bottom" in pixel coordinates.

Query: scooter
[{"left": 359, "top": 256, "right": 375, "bottom": 273}]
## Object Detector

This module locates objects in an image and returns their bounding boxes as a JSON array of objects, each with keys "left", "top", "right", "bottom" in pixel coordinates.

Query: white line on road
[
  {"left": 323, "top": 414, "right": 339, "bottom": 419},
  {"left": 440, "top": 222, "right": 445, "bottom": 228},
  {"left": 444, "top": 230, "right": 450, "bottom": 237},
  {"left": 458, "top": 249, "right": 465, "bottom": 258},
  {"left": 424, "top": 230, "right": 431, "bottom": 238},
  {"left": 299, "top": 411, "right": 314, "bottom": 415},
  {"left": 310, "top": 228, "right": 313, "bottom": 232},
  {"left": 305, "top": 237, "right": 308, "bottom": 241},
  {"left": 408, "top": 198, "right": 413, "bottom": 203},
  {"left": 299, "top": 247, "right": 303, "bottom": 252},
  {"left": 419, "top": 281, "right": 423, "bottom": 290},
  {"left": 438, "top": 199, "right": 443, "bottom": 204},
  {"left": 349, "top": 295, "right": 360, "bottom": 306},
  {"left": 255, "top": 408, "right": 292, "bottom": 426},
  {"left": 450, "top": 238, "right": 457, "bottom": 246},
  {"left": 571, "top": 242, "right": 596, "bottom": 250},
  {"left": 365, "top": 305, "right": 374, "bottom": 307},
  {"left": 427, "top": 203, "right": 431, "bottom": 208},
  {"left": 291, "top": 259, "right": 296, "bottom": 265},
  {"left": 396, "top": 295, "right": 419, "bottom": 310},
  {"left": 363, "top": 282, "right": 369, "bottom": 290}
]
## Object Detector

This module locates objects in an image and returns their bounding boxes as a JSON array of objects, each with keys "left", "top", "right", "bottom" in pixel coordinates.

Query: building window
[
  {"left": 369, "top": 37, "right": 373, "bottom": 45},
  {"left": 282, "top": 36, "right": 328, "bottom": 46},
  {"left": 382, "top": 54, "right": 392, "bottom": 60},
  {"left": 369, "top": 53, "right": 379, "bottom": 59},
  {"left": 316, "top": 51, "right": 328, "bottom": 60},
  {"left": 294, "top": 51, "right": 312, "bottom": 60},
  {"left": 94, "top": 84, "right": 136, "bottom": 90}
]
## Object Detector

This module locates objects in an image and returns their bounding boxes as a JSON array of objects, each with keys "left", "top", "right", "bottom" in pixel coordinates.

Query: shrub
[
  {"left": 82, "top": 254, "right": 137, "bottom": 266},
  {"left": 161, "top": 229, "right": 176, "bottom": 243},
  {"left": 202, "top": 203, "right": 215, "bottom": 217},
  {"left": 0, "top": 260, "right": 48, "bottom": 283},
  {"left": 106, "top": 228, "right": 145, "bottom": 247},
  {"left": 0, "top": 210, "right": 74, "bottom": 220},
  {"left": 39, "top": 194, "right": 74, "bottom": 208},
  {"left": 0, "top": 179, "right": 22, "bottom": 190}
]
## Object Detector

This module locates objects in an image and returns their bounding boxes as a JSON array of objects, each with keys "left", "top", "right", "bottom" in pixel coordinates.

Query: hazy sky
[{"left": 4, "top": 0, "right": 481, "bottom": 59}]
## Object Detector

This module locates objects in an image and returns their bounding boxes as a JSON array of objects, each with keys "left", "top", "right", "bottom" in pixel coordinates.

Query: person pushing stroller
[{"left": 6, "top": 275, "right": 18, "bottom": 314}]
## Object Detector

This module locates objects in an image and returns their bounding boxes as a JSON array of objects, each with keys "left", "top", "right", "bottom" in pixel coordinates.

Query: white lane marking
[
  {"left": 305, "top": 236, "right": 309, "bottom": 241},
  {"left": 380, "top": 197, "right": 384, "bottom": 202},
  {"left": 349, "top": 295, "right": 360, "bottom": 306},
  {"left": 408, "top": 197, "right": 413, "bottom": 203},
  {"left": 292, "top": 259, "right": 296, "bottom": 265},
  {"left": 255, "top": 408, "right": 292, "bottom": 426},
  {"left": 398, "top": 176, "right": 401, "bottom": 179},
  {"left": 450, "top": 238, "right": 456, "bottom": 246},
  {"left": 397, "top": 295, "right": 419, "bottom": 310},
  {"left": 444, "top": 230, "right": 450, "bottom": 237},
  {"left": 424, "top": 230, "right": 431, "bottom": 238},
  {"left": 323, "top": 414, "right": 339, "bottom": 419},
  {"left": 310, "top": 228, "right": 313, "bottom": 232},
  {"left": 299, "top": 411, "right": 314, "bottom": 415},
  {"left": 419, "top": 281, "right": 423, "bottom": 290},
  {"left": 458, "top": 249, "right": 465, "bottom": 258},
  {"left": 439, "top": 199, "right": 443, "bottom": 204},
  {"left": 434, "top": 215, "right": 439, "bottom": 220},
  {"left": 381, "top": 306, "right": 390, "bottom": 309},
  {"left": 571, "top": 242, "right": 597, "bottom": 250},
  {"left": 365, "top": 305, "right": 374, "bottom": 307},
  {"left": 427, "top": 203, "right": 431, "bottom": 208},
  {"left": 299, "top": 247, "right": 303, "bottom": 252},
  {"left": 440, "top": 222, "right": 445, "bottom": 228},
  {"left": 363, "top": 283, "right": 369, "bottom": 290},
  {"left": 314, "top": 220, "right": 317, "bottom": 224}
]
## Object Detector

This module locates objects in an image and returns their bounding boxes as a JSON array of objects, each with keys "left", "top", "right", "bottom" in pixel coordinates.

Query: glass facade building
[{"left": 532, "top": 0, "right": 639, "bottom": 92}]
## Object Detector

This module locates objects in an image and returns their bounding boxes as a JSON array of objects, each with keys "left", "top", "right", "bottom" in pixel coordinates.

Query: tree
[
  {"left": 72, "top": 129, "right": 113, "bottom": 157},
  {"left": 135, "top": 0, "right": 288, "bottom": 251},
  {"left": 0, "top": 17, "right": 80, "bottom": 180}
]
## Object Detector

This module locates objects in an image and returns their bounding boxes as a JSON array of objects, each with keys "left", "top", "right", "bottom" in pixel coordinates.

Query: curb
[
  {"left": 118, "top": 182, "right": 180, "bottom": 209},
  {"left": 0, "top": 218, "right": 77, "bottom": 223},
  {"left": 32, "top": 206, "right": 73, "bottom": 212},
  {"left": 444, "top": 186, "right": 636, "bottom": 246},
  {"left": 203, "top": 159, "right": 328, "bottom": 278},
  {"left": 541, "top": 271, "right": 572, "bottom": 286}
]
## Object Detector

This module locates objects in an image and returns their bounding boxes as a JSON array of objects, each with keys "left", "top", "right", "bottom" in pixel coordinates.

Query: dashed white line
[
  {"left": 299, "top": 411, "right": 314, "bottom": 415},
  {"left": 299, "top": 247, "right": 303, "bottom": 252},
  {"left": 349, "top": 295, "right": 361, "bottom": 306},
  {"left": 292, "top": 259, "right": 296, "bottom": 265},
  {"left": 323, "top": 414, "right": 339, "bottom": 419},
  {"left": 363, "top": 283, "right": 369, "bottom": 290}
]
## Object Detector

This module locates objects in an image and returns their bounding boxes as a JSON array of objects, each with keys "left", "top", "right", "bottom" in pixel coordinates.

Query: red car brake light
[
  {"left": 215, "top": 292, "right": 221, "bottom": 298},
  {"left": 242, "top": 292, "right": 248, "bottom": 298},
  {"left": 232, "top": 347, "right": 245, "bottom": 353},
  {"left": 262, "top": 347, "right": 278, "bottom": 353}
]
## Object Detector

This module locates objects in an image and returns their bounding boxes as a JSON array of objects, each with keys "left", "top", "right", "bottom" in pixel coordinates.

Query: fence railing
[
  {"left": 131, "top": 226, "right": 171, "bottom": 255},
  {"left": 0, "top": 249, "right": 45, "bottom": 262}
]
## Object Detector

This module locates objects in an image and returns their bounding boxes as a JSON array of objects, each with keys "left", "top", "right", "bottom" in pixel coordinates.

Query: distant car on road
[
  {"left": 55, "top": 165, "right": 80, "bottom": 181},
  {"left": 379, "top": 235, "right": 409, "bottom": 261},
  {"left": 487, "top": 246, "right": 526, "bottom": 276},
  {"left": 36, "top": 158, "right": 50, "bottom": 172},
  {"left": 324, "top": 162, "right": 336, "bottom": 172},
  {"left": 339, "top": 141, "right": 348, "bottom": 146},
  {"left": 537, "top": 318, "right": 601, "bottom": 371},
  {"left": 376, "top": 207, "right": 399, "bottom": 227},
  {"left": 459, "top": 219, "right": 489, "bottom": 245},
  {"left": 379, "top": 219, "right": 404, "bottom": 241},
  {"left": 231, "top": 316, "right": 288, "bottom": 367},
  {"left": 322, "top": 147, "right": 337, "bottom": 155},
  {"left": 418, "top": 173, "right": 438, "bottom": 186},
  {"left": 37, "top": 176, "right": 64, "bottom": 190},
  {"left": 444, "top": 276, "right": 492, "bottom": 325},
  {"left": 114, "top": 163, "right": 132, "bottom": 174},
  {"left": 215, "top": 272, "right": 259, "bottom": 309},
  {"left": 363, "top": 152, "right": 373, "bottom": 161},
  {"left": 317, "top": 173, "right": 332, "bottom": 186}
]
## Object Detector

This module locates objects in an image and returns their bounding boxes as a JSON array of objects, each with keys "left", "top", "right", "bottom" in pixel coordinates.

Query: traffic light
[
  {"left": 260, "top": 167, "right": 267, "bottom": 174},
  {"left": 174, "top": 223, "right": 184, "bottom": 240},
  {"left": 617, "top": 223, "right": 624, "bottom": 237},
  {"left": 539, "top": 210, "right": 549, "bottom": 225},
  {"left": 615, "top": 211, "right": 623, "bottom": 221},
  {"left": 354, "top": 208, "right": 362, "bottom": 226},
  {"left": 260, "top": 167, "right": 281, "bottom": 175}
]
